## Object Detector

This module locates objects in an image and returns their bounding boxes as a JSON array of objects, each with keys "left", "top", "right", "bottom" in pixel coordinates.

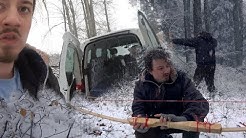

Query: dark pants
[
  {"left": 193, "top": 64, "right": 215, "bottom": 93},
  {"left": 135, "top": 127, "right": 200, "bottom": 138}
]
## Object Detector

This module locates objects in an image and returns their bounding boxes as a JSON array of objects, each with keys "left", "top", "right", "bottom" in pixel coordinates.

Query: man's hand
[
  {"left": 133, "top": 115, "right": 149, "bottom": 133},
  {"left": 155, "top": 114, "right": 187, "bottom": 122},
  {"left": 154, "top": 114, "right": 187, "bottom": 130}
]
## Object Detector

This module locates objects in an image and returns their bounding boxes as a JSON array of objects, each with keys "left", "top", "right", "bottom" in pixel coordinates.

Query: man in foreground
[{"left": 0, "top": 0, "right": 59, "bottom": 102}]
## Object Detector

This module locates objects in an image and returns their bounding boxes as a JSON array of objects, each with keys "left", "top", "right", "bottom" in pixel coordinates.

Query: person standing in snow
[
  {"left": 0, "top": 0, "right": 60, "bottom": 102},
  {"left": 172, "top": 31, "right": 217, "bottom": 93},
  {"left": 132, "top": 48, "right": 209, "bottom": 138}
]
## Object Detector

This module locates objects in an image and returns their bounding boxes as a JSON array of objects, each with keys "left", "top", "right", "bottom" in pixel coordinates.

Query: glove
[
  {"left": 157, "top": 114, "right": 187, "bottom": 130},
  {"left": 160, "top": 114, "right": 187, "bottom": 122}
]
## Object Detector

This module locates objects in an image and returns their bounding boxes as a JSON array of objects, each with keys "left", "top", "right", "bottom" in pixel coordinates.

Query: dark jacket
[
  {"left": 172, "top": 33, "right": 217, "bottom": 65},
  {"left": 15, "top": 47, "right": 60, "bottom": 99},
  {"left": 132, "top": 70, "right": 209, "bottom": 121}
]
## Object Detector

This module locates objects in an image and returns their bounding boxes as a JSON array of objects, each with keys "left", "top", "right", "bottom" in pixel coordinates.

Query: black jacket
[
  {"left": 172, "top": 33, "right": 217, "bottom": 65},
  {"left": 132, "top": 70, "right": 209, "bottom": 121},
  {"left": 15, "top": 47, "right": 60, "bottom": 99}
]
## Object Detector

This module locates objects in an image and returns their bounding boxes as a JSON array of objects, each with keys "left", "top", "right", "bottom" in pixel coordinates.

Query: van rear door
[
  {"left": 138, "top": 11, "right": 160, "bottom": 48},
  {"left": 59, "top": 32, "right": 82, "bottom": 102}
]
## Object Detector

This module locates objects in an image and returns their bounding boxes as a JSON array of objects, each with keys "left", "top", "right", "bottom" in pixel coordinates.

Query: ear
[{"left": 149, "top": 69, "right": 153, "bottom": 75}]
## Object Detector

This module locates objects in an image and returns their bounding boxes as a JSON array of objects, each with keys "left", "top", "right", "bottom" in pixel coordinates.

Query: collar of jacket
[
  {"left": 15, "top": 47, "right": 48, "bottom": 99},
  {"left": 139, "top": 67, "right": 178, "bottom": 86}
]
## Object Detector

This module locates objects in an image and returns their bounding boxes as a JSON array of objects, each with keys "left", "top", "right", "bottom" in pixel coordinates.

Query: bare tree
[
  {"left": 83, "top": 0, "right": 97, "bottom": 38},
  {"left": 41, "top": 0, "right": 50, "bottom": 27},
  {"left": 103, "top": 0, "right": 111, "bottom": 32},
  {"left": 63, "top": 0, "right": 74, "bottom": 35},
  {"left": 232, "top": 0, "right": 244, "bottom": 66},
  {"left": 204, "top": 0, "right": 210, "bottom": 32},
  {"left": 68, "top": 0, "right": 78, "bottom": 38},
  {"left": 193, "top": 0, "right": 202, "bottom": 36},
  {"left": 62, "top": 0, "right": 67, "bottom": 32},
  {"left": 183, "top": 0, "right": 192, "bottom": 63}
]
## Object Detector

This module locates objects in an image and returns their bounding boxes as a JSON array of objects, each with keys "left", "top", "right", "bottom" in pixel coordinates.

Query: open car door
[
  {"left": 138, "top": 10, "right": 160, "bottom": 48},
  {"left": 59, "top": 32, "right": 82, "bottom": 102}
]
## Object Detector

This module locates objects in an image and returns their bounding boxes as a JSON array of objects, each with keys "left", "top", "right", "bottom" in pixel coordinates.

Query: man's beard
[{"left": 0, "top": 49, "right": 18, "bottom": 63}]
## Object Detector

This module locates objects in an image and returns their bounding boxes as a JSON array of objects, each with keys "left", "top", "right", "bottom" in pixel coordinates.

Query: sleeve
[
  {"left": 181, "top": 74, "right": 209, "bottom": 121},
  {"left": 172, "top": 38, "right": 199, "bottom": 48},
  {"left": 132, "top": 81, "right": 146, "bottom": 117}
]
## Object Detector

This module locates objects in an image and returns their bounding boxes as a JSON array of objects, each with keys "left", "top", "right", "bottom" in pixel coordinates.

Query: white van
[{"left": 59, "top": 11, "right": 161, "bottom": 102}]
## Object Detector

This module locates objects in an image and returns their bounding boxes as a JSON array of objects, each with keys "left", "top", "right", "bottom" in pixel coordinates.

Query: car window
[
  {"left": 65, "top": 45, "right": 75, "bottom": 73},
  {"left": 96, "top": 48, "right": 102, "bottom": 58}
]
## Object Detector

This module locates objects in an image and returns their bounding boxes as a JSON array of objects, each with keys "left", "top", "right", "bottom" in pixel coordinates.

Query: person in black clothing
[
  {"left": 132, "top": 48, "right": 209, "bottom": 138},
  {"left": 172, "top": 31, "right": 217, "bottom": 93}
]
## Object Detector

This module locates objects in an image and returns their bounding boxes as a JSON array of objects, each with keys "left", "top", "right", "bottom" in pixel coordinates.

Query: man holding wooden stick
[{"left": 132, "top": 48, "right": 209, "bottom": 138}]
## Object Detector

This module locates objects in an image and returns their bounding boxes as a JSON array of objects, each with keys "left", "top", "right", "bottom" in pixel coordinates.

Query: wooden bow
[{"left": 73, "top": 106, "right": 246, "bottom": 134}]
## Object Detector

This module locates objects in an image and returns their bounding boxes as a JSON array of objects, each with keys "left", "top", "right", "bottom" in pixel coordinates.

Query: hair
[
  {"left": 33, "top": 0, "right": 36, "bottom": 11},
  {"left": 144, "top": 47, "right": 172, "bottom": 71}
]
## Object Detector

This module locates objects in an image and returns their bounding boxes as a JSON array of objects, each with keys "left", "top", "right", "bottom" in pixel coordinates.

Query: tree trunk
[
  {"left": 204, "top": 0, "right": 210, "bottom": 32},
  {"left": 81, "top": 0, "right": 90, "bottom": 38},
  {"left": 183, "top": 0, "right": 191, "bottom": 38},
  {"left": 193, "top": 0, "right": 202, "bottom": 36},
  {"left": 160, "top": 0, "right": 171, "bottom": 43},
  {"left": 68, "top": 0, "right": 78, "bottom": 38},
  {"left": 62, "top": 0, "right": 67, "bottom": 32},
  {"left": 63, "top": 0, "right": 73, "bottom": 35},
  {"left": 103, "top": 0, "right": 111, "bottom": 32},
  {"left": 89, "top": 0, "right": 97, "bottom": 37},
  {"left": 84, "top": 0, "right": 97, "bottom": 38},
  {"left": 232, "top": 0, "right": 244, "bottom": 66},
  {"left": 183, "top": 0, "right": 192, "bottom": 63}
]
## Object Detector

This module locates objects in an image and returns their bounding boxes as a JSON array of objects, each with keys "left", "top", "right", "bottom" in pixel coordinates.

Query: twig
[
  {"left": 21, "top": 114, "right": 47, "bottom": 138},
  {"left": 30, "top": 112, "right": 34, "bottom": 138},
  {"left": 66, "top": 120, "right": 75, "bottom": 138},
  {"left": 0, "top": 121, "right": 8, "bottom": 138},
  {"left": 44, "top": 128, "right": 70, "bottom": 138}
]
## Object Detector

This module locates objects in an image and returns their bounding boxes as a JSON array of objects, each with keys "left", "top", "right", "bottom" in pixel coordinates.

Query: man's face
[
  {"left": 0, "top": 0, "right": 33, "bottom": 63},
  {"left": 149, "top": 59, "right": 171, "bottom": 83}
]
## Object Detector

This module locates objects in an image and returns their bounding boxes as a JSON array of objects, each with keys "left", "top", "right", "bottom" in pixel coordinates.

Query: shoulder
[
  {"left": 17, "top": 48, "right": 44, "bottom": 65},
  {"left": 17, "top": 47, "right": 47, "bottom": 73},
  {"left": 25, "top": 44, "right": 50, "bottom": 64},
  {"left": 135, "top": 79, "right": 144, "bottom": 88}
]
